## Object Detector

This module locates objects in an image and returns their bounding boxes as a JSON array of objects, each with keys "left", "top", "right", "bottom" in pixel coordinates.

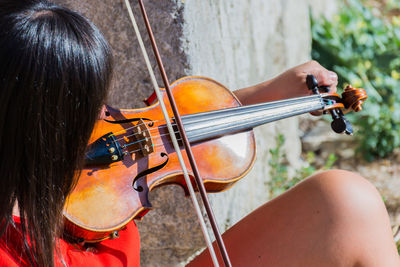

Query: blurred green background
[{"left": 311, "top": 0, "right": 400, "bottom": 161}]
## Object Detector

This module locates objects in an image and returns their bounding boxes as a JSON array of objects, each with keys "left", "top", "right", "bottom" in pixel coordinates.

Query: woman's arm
[{"left": 234, "top": 60, "right": 338, "bottom": 105}]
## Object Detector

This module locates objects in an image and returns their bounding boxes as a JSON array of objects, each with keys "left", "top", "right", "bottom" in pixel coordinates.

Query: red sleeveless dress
[{"left": 0, "top": 217, "right": 140, "bottom": 267}]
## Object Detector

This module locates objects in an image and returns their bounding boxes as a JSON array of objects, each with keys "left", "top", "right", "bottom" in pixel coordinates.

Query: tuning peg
[
  {"left": 330, "top": 109, "right": 353, "bottom": 135},
  {"left": 306, "top": 74, "right": 319, "bottom": 94},
  {"left": 343, "top": 116, "right": 353, "bottom": 135},
  {"left": 318, "top": 85, "right": 330, "bottom": 93}
]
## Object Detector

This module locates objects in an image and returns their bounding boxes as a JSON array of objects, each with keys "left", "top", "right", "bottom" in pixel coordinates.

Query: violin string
[
  {"left": 122, "top": 102, "right": 323, "bottom": 154},
  {"left": 124, "top": 142, "right": 163, "bottom": 155},
  {"left": 118, "top": 96, "right": 324, "bottom": 149},
  {"left": 126, "top": 109, "right": 313, "bottom": 154},
  {"left": 111, "top": 117, "right": 170, "bottom": 137},
  {"left": 121, "top": 93, "right": 320, "bottom": 132},
  {"left": 114, "top": 124, "right": 168, "bottom": 142},
  {"left": 124, "top": 92, "right": 360, "bottom": 154},
  {"left": 112, "top": 94, "right": 324, "bottom": 142},
  {"left": 122, "top": 132, "right": 174, "bottom": 148},
  {"left": 182, "top": 104, "right": 323, "bottom": 140},
  {"left": 123, "top": 1, "right": 220, "bottom": 266}
]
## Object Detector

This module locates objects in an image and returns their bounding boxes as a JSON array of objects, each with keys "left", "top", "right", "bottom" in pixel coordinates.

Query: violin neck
[{"left": 181, "top": 95, "right": 325, "bottom": 143}]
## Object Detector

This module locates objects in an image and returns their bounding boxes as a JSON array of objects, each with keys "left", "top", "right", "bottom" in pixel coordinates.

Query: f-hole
[{"left": 132, "top": 152, "right": 169, "bottom": 191}]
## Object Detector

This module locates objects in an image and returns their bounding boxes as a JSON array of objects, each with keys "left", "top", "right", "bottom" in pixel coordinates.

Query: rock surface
[{"left": 54, "top": 0, "right": 187, "bottom": 109}]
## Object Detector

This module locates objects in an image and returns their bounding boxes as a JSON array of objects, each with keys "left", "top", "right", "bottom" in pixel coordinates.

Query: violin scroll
[
  {"left": 306, "top": 74, "right": 368, "bottom": 135},
  {"left": 341, "top": 85, "right": 368, "bottom": 112}
]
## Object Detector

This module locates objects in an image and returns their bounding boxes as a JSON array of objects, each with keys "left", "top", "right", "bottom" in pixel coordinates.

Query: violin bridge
[{"left": 133, "top": 119, "right": 154, "bottom": 156}]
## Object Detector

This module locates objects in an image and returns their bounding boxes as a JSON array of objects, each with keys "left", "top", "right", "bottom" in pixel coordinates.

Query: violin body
[
  {"left": 63, "top": 75, "right": 367, "bottom": 242},
  {"left": 63, "top": 76, "right": 256, "bottom": 242}
]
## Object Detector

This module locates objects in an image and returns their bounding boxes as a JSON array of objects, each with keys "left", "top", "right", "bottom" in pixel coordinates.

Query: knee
[
  {"left": 298, "top": 169, "right": 387, "bottom": 222},
  {"left": 280, "top": 170, "right": 397, "bottom": 265},
  {"left": 295, "top": 172, "right": 397, "bottom": 265}
]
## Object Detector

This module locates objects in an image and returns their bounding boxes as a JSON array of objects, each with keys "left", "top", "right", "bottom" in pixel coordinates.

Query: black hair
[{"left": 0, "top": 0, "right": 112, "bottom": 266}]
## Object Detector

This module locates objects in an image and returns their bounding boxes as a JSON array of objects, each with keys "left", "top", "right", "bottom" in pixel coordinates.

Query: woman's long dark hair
[{"left": 0, "top": 0, "right": 113, "bottom": 266}]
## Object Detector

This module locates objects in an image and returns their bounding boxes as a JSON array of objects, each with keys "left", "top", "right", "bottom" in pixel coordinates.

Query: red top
[{"left": 0, "top": 217, "right": 140, "bottom": 267}]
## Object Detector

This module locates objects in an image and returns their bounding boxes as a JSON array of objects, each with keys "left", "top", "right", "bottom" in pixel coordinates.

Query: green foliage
[
  {"left": 311, "top": 0, "right": 400, "bottom": 160},
  {"left": 268, "top": 134, "right": 337, "bottom": 199},
  {"left": 397, "top": 238, "right": 400, "bottom": 255},
  {"left": 268, "top": 134, "right": 289, "bottom": 198}
]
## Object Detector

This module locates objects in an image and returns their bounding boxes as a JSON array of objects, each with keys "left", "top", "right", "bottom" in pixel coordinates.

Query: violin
[{"left": 63, "top": 74, "right": 367, "bottom": 243}]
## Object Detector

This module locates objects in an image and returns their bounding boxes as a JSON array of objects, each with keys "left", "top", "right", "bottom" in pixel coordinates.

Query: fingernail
[{"left": 329, "top": 71, "right": 338, "bottom": 80}]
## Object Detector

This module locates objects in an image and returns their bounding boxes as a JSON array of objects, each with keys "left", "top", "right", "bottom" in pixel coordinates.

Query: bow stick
[{"left": 123, "top": 1, "right": 232, "bottom": 266}]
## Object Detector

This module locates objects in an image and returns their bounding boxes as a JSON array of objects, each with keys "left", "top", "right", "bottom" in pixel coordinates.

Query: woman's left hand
[{"left": 234, "top": 60, "right": 338, "bottom": 106}]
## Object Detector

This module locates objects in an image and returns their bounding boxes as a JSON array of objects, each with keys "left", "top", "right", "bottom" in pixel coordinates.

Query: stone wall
[{"left": 55, "top": 0, "right": 337, "bottom": 266}]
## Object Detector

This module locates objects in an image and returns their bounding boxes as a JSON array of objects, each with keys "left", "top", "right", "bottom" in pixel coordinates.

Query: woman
[{"left": 0, "top": 0, "right": 398, "bottom": 266}]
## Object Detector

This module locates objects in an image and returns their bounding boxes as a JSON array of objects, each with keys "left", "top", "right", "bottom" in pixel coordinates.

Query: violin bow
[{"left": 123, "top": 0, "right": 232, "bottom": 266}]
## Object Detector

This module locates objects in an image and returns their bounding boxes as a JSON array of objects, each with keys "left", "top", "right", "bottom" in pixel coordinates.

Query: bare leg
[{"left": 187, "top": 170, "right": 400, "bottom": 267}]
